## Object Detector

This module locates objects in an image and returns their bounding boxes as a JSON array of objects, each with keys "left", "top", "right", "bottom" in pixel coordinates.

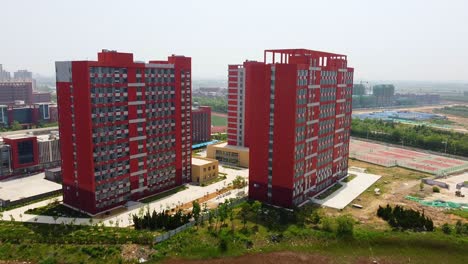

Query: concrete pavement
[
  {"left": 0, "top": 165, "right": 249, "bottom": 228},
  {"left": 311, "top": 171, "right": 381, "bottom": 209}
]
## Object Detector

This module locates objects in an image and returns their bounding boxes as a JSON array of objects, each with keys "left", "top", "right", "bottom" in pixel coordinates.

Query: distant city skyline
[{"left": 1, "top": 0, "right": 468, "bottom": 81}]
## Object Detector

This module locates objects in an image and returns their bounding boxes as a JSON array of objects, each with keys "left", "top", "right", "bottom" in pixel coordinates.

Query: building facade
[
  {"left": 227, "top": 62, "right": 257, "bottom": 147},
  {"left": 191, "top": 157, "right": 218, "bottom": 185},
  {"left": 0, "top": 133, "right": 61, "bottom": 179},
  {"left": 0, "top": 81, "right": 33, "bottom": 105},
  {"left": 192, "top": 106, "right": 211, "bottom": 143},
  {"left": 32, "top": 91, "right": 52, "bottom": 103},
  {"left": 245, "top": 49, "right": 353, "bottom": 208},
  {"left": 56, "top": 50, "right": 192, "bottom": 215},
  {"left": 206, "top": 142, "right": 249, "bottom": 168},
  {"left": 0, "top": 103, "right": 54, "bottom": 128}
]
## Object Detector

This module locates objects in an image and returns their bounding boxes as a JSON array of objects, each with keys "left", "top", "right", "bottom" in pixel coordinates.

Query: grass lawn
[
  {"left": 139, "top": 185, "right": 188, "bottom": 204},
  {"left": 0, "top": 221, "right": 156, "bottom": 263},
  {"left": 342, "top": 174, "right": 357, "bottom": 182},
  {"left": 0, "top": 221, "right": 155, "bottom": 245},
  {"left": 151, "top": 204, "right": 468, "bottom": 264},
  {"left": 1, "top": 200, "right": 468, "bottom": 263},
  {"left": 201, "top": 175, "right": 227, "bottom": 187},
  {"left": 25, "top": 202, "right": 90, "bottom": 218},
  {"left": 211, "top": 114, "right": 227, "bottom": 126}
]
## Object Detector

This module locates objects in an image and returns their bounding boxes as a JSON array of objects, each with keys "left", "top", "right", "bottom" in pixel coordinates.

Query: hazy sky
[{"left": 1, "top": 0, "right": 467, "bottom": 81}]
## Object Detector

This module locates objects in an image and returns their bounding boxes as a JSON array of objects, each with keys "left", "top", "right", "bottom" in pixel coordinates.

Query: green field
[{"left": 211, "top": 114, "right": 227, "bottom": 126}]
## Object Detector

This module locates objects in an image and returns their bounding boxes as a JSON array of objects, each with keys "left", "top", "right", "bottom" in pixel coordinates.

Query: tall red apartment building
[
  {"left": 56, "top": 50, "right": 192, "bottom": 215},
  {"left": 227, "top": 62, "right": 265, "bottom": 148},
  {"left": 241, "top": 49, "right": 353, "bottom": 208},
  {"left": 192, "top": 106, "right": 211, "bottom": 143}
]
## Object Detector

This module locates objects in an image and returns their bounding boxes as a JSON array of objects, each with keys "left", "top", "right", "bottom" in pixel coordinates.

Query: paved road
[{"left": 0, "top": 165, "right": 249, "bottom": 227}]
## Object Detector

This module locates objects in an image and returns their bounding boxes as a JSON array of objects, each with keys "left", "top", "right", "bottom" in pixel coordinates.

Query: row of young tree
[
  {"left": 133, "top": 209, "right": 192, "bottom": 231},
  {"left": 377, "top": 204, "right": 434, "bottom": 231},
  {"left": 351, "top": 118, "right": 468, "bottom": 157}
]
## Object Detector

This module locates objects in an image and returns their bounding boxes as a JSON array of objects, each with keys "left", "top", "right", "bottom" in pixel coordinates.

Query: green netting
[{"left": 405, "top": 196, "right": 468, "bottom": 211}]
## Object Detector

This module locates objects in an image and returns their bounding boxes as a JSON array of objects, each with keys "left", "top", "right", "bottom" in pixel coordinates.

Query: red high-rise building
[
  {"left": 56, "top": 50, "right": 192, "bottom": 215},
  {"left": 245, "top": 49, "right": 353, "bottom": 207},
  {"left": 192, "top": 106, "right": 211, "bottom": 143},
  {"left": 227, "top": 62, "right": 255, "bottom": 147}
]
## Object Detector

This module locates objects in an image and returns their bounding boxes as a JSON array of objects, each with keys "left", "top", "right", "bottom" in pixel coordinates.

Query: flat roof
[
  {"left": 2, "top": 134, "right": 35, "bottom": 140},
  {"left": 0, "top": 173, "right": 62, "bottom": 202},
  {"left": 211, "top": 142, "right": 249, "bottom": 152},
  {"left": 0, "top": 126, "right": 58, "bottom": 137},
  {"left": 192, "top": 157, "right": 213, "bottom": 166}
]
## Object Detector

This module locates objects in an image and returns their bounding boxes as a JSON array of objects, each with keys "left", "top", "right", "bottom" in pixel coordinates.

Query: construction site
[{"left": 333, "top": 139, "right": 468, "bottom": 227}]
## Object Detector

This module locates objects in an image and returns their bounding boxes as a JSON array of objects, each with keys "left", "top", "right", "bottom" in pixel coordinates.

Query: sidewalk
[{"left": 0, "top": 165, "right": 249, "bottom": 228}]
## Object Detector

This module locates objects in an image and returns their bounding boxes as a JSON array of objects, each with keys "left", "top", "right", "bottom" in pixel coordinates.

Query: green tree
[
  {"left": 239, "top": 202, "right": 251, "bottom": 229},
  {"left": 10, "top": 121, "right": 22, "bottom": 131},
  {"left": 251, "top": 201, "right": 262, "bottom": 227},
  {"left": 192, "top": 200, "right": 201, "bottom": 228},
  {"left": 232, "top": 176, "right": 246, "bottom": 189}
]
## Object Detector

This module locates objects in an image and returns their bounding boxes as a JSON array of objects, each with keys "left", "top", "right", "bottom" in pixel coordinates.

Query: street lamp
[{"left": 442, "top": 140, "right": 448, "bottom": 153}]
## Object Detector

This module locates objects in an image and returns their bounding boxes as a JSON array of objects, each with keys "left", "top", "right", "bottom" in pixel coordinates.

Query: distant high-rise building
[
  {"left": 372, "top": 84, "right": 395, "bottom": 107},
  {"left": 56, "top": 50, "right": 192, "bottom": 215},
  {"left": 13, "top": 70, "right": 33, "bottom": 81},
  {"left": 192, "top": 106, "right": 211, "bottom": 143},
  {"left": 0, "top": 65, "right": 11, "bottom": 81},
  {"left": 243, "top": 49, "right": 353, "bottom": 208}
]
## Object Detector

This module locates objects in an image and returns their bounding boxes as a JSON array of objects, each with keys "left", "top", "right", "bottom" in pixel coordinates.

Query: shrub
[
  {"left": 336, "top": 215, "right": 354, "bottom": 238},
  {"left": 376, "top": 204, "right": 434, "bottom": 232},
  {"left": 218, "top": 236, "right": 228, "bottom": 252},
  {"left": 433, "top": 186, "right": 440, "bottom": 193},
  {"left": 441, "top": 223, "right": 451, "bottom": 234},
  {"left": 320, "top": 217, "right": 334, "bottom": 232},
  {"left": 39, "top": 257, "right": 58, "bottom": 264},
  {"left": 455, "top": 220, "right": 463, "bottom": 235},
  {"left": 311, "top": 211, "right": 321, "bottom": 225}
]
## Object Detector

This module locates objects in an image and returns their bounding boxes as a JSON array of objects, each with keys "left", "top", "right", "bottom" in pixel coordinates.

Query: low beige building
[
  {"left": 191, "top": 157, "right": 219, "bottom": 184},
  {"left": 206, "top": 142, "right": 249, "bottom": 168}
]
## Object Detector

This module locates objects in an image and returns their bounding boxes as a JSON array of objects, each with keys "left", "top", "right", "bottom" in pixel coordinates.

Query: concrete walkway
[
  {"left": 311, "top": 171, "right": 381, "bottom": 209},
  {"left": 0, "top": 165, "right": 249, "bottom": 227}
]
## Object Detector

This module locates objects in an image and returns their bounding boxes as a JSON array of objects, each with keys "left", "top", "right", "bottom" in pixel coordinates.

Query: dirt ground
[
  {"left": 323, "top": 159, "right": 466, "bottom": 228},
  {"left": 121, "top": 244, "right": 154, "bottom": 263},
  {"left": 162, "top": 251, "right": 404, "bottom": 264}
]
